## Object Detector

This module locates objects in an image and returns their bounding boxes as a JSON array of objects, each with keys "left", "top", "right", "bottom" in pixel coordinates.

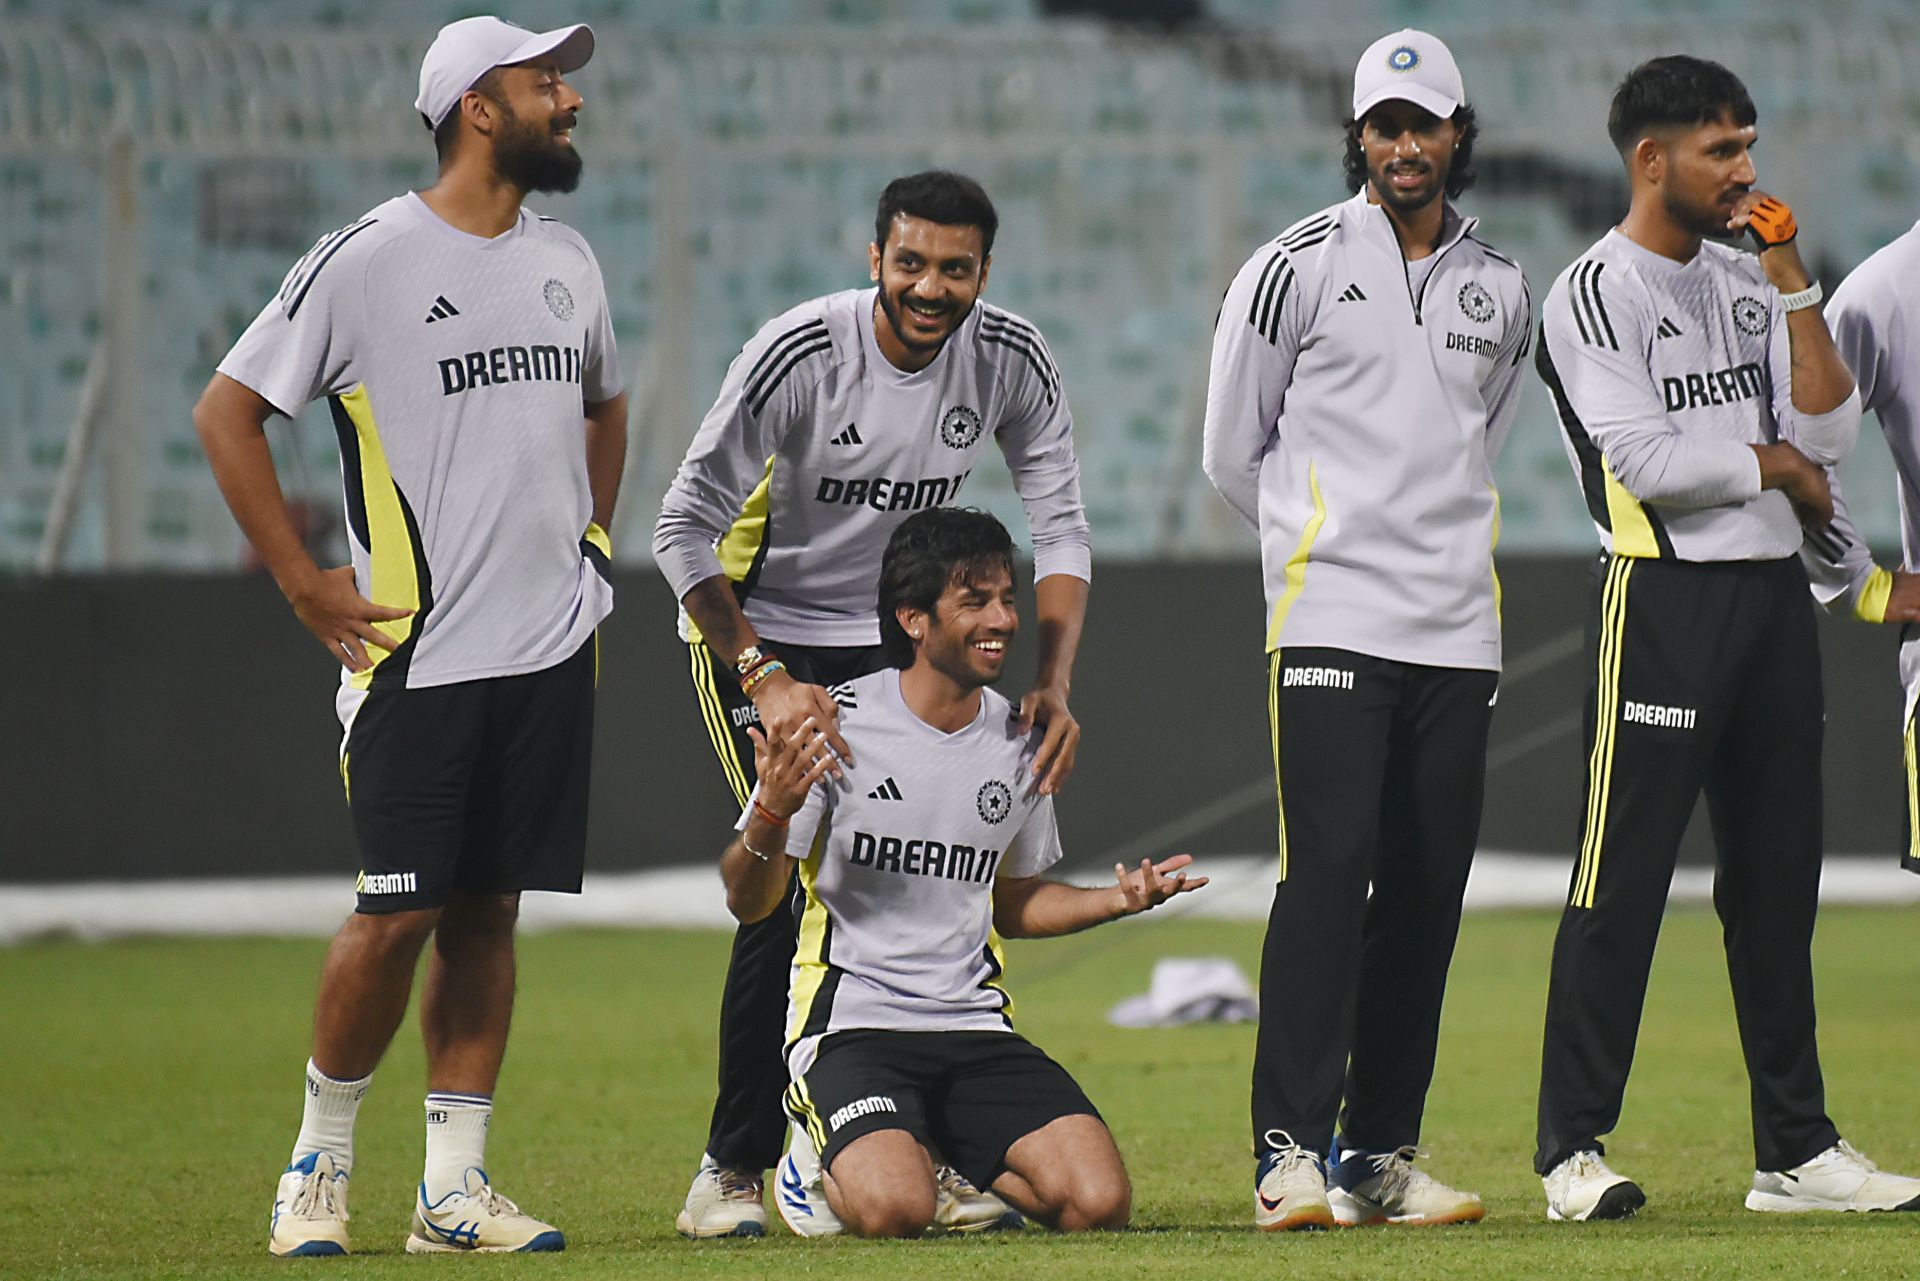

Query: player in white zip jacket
[{"left": 1202, "top": 28, "right": 1529, "bottom": 1232}]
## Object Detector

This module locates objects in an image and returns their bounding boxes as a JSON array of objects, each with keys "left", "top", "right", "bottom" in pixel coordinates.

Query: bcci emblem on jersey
[
  {"left": 1732, "top": 296, "right": 1768, "bottom": 336},
  {"left": 940, "top": 405, "right": 984, "bottom": 449},
  {"left": 544, "top": 277, "right": 575, "bottom": 322},
  {"left": 1457, "top": 281, "right": 1496, "bottom": 324},
  {"left": 976, "top": 779, "right": 1012, "bottom": 824}
]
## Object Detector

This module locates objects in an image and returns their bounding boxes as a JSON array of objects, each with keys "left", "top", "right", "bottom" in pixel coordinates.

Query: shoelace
[
  {"left": 713, "top": 1167, "right": 763, "bottom": 1201},
  {"left": 936, "top": 1165, "right": 979, "bottom": 1197},
  {"left": 468, "top": 1183, "right": 525, "bottom": 1218},
  {"left": 1566, "top": 1151, "right": 1608, "bottom": 1181},
  {"left": 1261, "top": 1129, "right": 1319, "bottom": 1176},
  {"left": 290, "top": 1169, "right": 344, "bottom": 1220},
  {"left": 1833, "top": 1140, "right": 1878, "bottom": 1173},
  {"left": 1359, "top": 1145, "right": 1427, "bottom": 1199}
]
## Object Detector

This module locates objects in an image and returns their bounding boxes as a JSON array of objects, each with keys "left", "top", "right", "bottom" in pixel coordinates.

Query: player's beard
[
  {"left": 1368, "top": 155, "right": 1449, "bottom": 218},
  {"left": 1665, "top": 184, "right": 1744, "bottom": 243},
  {"left": 878, "top": 286, "right": 971, "bottom": 355},
  {"left": 492, "top": 103, "right": 583, "bottom": 195}
]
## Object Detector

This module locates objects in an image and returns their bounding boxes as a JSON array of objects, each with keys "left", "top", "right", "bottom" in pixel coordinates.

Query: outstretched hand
[{"left": 1112, "top": 854, "right": 1208, "bottom": 918}]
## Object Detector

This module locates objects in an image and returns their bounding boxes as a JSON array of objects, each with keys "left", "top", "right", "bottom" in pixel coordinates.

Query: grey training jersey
[
  {"left": 1801, "top": 220, "right": 1920, "bottom": 720},
  {"left": 1538, "top": 229, "right": 1858, "bottom": 562},
  {"left": 742, "top": 668, "right": 1064, "bottom": 1071},
  {"left": 218, "top": 193, "right": 622, "bottom": 717},
  {"left": 652, "top": 289, "right": 1092, "bottom": 647},
  {"left": 1202, "top": 193, "right": 1531, "bottom": 671}
]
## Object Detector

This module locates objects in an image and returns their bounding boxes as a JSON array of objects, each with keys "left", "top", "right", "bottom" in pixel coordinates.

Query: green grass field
[{"left": 7, "top": 906, "right": 1920, "bottom": 1279}]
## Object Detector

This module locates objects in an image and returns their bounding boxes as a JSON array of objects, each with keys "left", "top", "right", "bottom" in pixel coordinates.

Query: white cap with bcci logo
[
  {"left": 1351, "top": 28, "right": 1465, "bottom": 120},
  {"left": 415, "top": 16, "right": 595, "bottom": 129}
]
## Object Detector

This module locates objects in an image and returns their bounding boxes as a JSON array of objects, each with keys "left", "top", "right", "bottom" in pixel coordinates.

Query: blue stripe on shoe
[{"left": 278, "top": 1240, "right": 346, "bottom": 1257}]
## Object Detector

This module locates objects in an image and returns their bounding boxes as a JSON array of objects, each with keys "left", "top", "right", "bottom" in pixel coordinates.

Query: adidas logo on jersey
[
  {"left": 423, "top": 295, "right": 461, "bottom": 323},
  {"left": 1338, "top": 283, "right": 1367, "bottom": 303},
  {"left": 868, "top": 777, "right": 904, "bottom": 801},
  {"left": 829, "top": 423, "right": 863, "bottom": 446},
  {"left": 1656, "top": 317, "right": 1684, "bottom": 339}
]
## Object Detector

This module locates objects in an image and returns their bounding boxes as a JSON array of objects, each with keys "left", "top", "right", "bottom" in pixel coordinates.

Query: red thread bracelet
[{"left": 752, "top": 799, "right": 789, "bottom": 828}]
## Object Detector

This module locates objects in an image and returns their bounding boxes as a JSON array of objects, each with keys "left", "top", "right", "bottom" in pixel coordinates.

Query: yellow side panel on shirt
[
  {"left": 1572, "top": 555, "right": 1635, "bottom": 908},
  {"left": 983, "top": 927, "right": 1015, "bottom": 1023},
  {"left": 1904, "top": 711, "right": 1919, "bottom": 867},
  {"left": 1601, "top": 460, "right": 1661, "bottom": 560},
  {"left": 336, "top": 385, "right": 422, "bottom": 691},
  {"left": 685, "top": 457, "right": 776, "bottom": 647},
  {"left": 1265, "top": 461, "right": 1327, "bottom": 652},
  {"left": 786, "top": 830, "right": 835, "bottom": 1047}
]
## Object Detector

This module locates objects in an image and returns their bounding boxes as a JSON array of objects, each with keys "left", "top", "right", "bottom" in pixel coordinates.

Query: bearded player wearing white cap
[
  {"left": 193, "top": 16, "right": 625, "bottom": 1257},
  {"left": 1202, "top": 29, "right": 1530, "bottom": 1230}
]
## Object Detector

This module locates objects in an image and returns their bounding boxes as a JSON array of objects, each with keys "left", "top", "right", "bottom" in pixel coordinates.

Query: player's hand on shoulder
[
  {"left": 287, "top": 565, "right": 414, "bottom": 672},
  {"left": 1018, "top": 683, "right": 1079, "bottom": 797},
  {"left": 751, "top": 670, "right": 852, "bottom": 772},
  {"left": 748, "top": 715, "right": 840, "bottom": 816},
  {"left": 1112, "top": 854, "right": 1208, "bottom": 919}
]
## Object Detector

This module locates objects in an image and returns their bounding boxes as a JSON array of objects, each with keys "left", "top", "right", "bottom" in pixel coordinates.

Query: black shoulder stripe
[
  {"left": 1588, "top": 262, "right": 1620, "bottom": 350},
  {"left": 981, "top": 332, "right": 1059, "bottom": 405},
  {"left": 1468, "top": 234, "right": 1522, "bottom": 272},
  {"left": 1247, "top": 250, "right": 1286, "bottom": 331},
  {"left": 748, "top": 338, "right": 833, "bottom": 416},
  {"left": 1259, "top": 263, "right": 1296, "bottom": 346},
  {"left": 284, "top": 219, "right": 378, "bottom": 320},
  {"left": 1571, "top": 261, "right": 1604, "bottom": 350},
  {"left": 744, "top": 320, "right": 830, "bottom": 406},
  {"left": 980, "top": 313, "right": 1061, "bottom": 392},
  {"left": 1281, "top": 226, "right": 1336, "bottom": 255},
  {"left": 1280, "top": 215, "right": 1334, "bottom": 250},
  {"left": 278, "top": 217, "right": 375, "bottom": 310},
  {"left": 536, "top": 214, "right": 559, "bottom": 222}
]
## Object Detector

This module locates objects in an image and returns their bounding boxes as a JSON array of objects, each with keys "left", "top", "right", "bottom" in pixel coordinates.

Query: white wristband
[{"left": 1779, "top": 281, "right": 1823, "bottom": 312}]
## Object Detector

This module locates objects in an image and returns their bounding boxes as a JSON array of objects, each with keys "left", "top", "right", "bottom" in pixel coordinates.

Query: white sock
[
  {"left": 423, "top": 1092, "right": 492, "bottom": 1204},
  {"left": 290, "top": 1059, "right": 371, "bottom": 1176}
]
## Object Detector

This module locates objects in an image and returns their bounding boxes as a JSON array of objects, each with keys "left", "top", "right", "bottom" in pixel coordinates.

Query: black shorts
[
  {"left": 784, "top": 1029, "right": 1101, "bottom": 1192},
  {"left": 342, "top": 638, "right": 596, "bottom": 913},
  {"left": 686, "top": 638, "right": 887, "bottom": 808}
]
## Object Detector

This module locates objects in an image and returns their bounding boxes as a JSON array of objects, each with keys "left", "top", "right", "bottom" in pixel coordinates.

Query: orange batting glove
[{"left": 1745, "top": 195, "right": 1798, "bottom": 250}]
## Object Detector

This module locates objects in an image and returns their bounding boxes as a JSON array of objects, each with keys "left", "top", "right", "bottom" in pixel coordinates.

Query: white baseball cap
[
  {"left": 1351, "top": 28, "right": 1465, "bottom": 121},
  {"left": 415, "top": 16, "right": 595, "bottom": 129}
]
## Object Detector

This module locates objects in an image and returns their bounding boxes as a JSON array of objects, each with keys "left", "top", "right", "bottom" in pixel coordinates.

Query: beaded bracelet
[{"left": 739, "top": 659, "right": 787, "bottom": 696}]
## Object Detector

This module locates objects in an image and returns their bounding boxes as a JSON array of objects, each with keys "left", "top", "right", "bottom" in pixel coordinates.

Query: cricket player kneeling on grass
[{"left": 718, "top": 507, "right": 1204, "bottom": 1239}]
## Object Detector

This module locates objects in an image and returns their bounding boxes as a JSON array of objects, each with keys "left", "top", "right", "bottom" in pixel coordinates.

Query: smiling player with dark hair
[
  {"left": 653, "top": 171, "right": 1092, "bottom": 1239},
  {"left": 1203, "top": 27, "right": 1530, "bottom": 1233},
  {"left": 717, "top": 507, "right": 1202, "bottom": 1240}
]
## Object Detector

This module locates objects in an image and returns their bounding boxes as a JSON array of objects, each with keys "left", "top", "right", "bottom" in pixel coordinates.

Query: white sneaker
[
  {"left": 1328, "top": 1145, "right": 1485, "bottom": 1227},
  {"left": 406, "top": 1167, "right": 564, "bottom": 1253},
  {"left": 677, "top": 1155, "right": 769, "bottom": 1239},
  {"left": 1746, "top": 1140, "right": 1920, "bottom": 1213},
  {"left": 269, "top": 1151, "right": 350, "bottom": 1257},
  {"left": 1254, "top": 1130, "right": 1334, "bottom": 1231},
  {"left": 774, "top": 1129, "right": 842, "bottom": 1238},
  {"left": 1543, "top": 1149, "right": 1645, "bottom": 1222},
  {"left": 934, "top": 1165, "right": 1025, "bottom": 1233}
]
